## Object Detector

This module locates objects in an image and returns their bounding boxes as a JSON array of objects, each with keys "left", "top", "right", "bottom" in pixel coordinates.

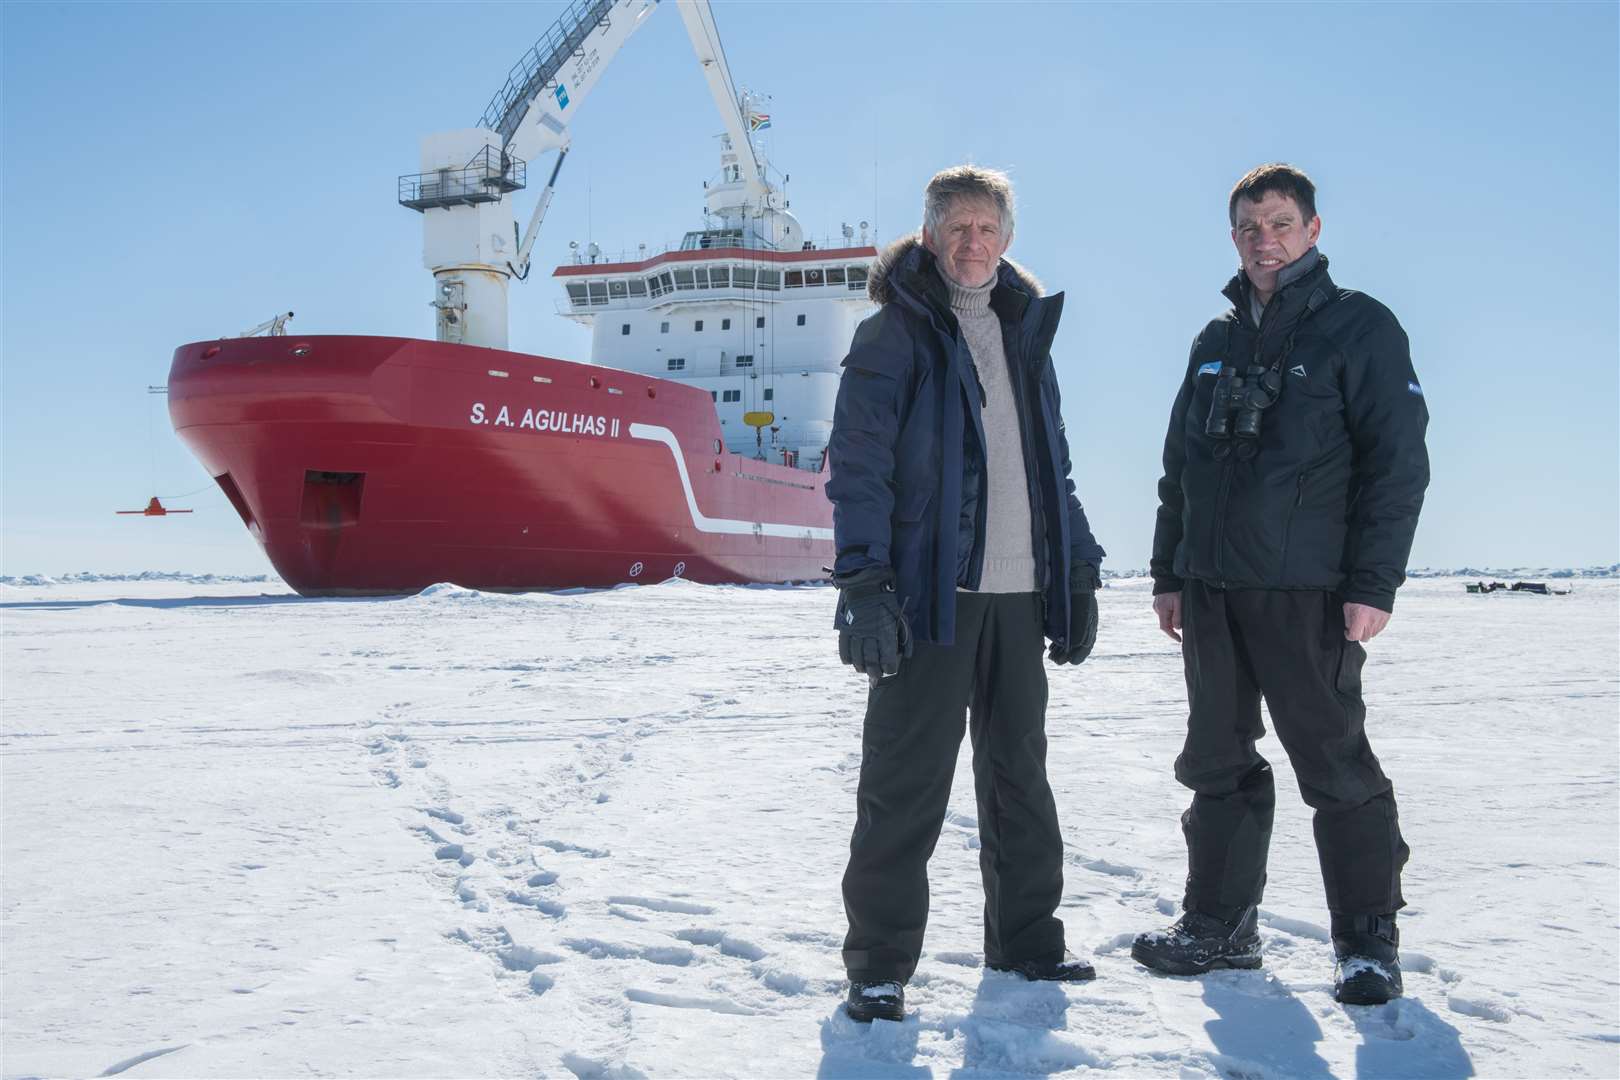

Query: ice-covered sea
[{"left": 3, "top": 574, "right": 1616, "bottom": 1078}]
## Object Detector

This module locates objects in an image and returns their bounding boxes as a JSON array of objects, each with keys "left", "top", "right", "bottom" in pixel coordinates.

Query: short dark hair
[{"left": 1228, "top": 163, "right": 1317, "bottom": 226}]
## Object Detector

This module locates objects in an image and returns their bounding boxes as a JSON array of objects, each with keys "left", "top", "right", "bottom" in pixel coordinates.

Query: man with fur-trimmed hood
[{"left": 825, "top": 165, "right": 1106, "bottom": 1022}]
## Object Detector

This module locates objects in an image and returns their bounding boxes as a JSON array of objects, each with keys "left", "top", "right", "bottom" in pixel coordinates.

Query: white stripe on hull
[{"left": 629, "top": 423, "right": 834, "bottom": 541}]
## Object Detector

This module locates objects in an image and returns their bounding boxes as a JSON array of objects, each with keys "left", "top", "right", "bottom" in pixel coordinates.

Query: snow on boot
[
  {"left": 1132, "top": 905, "right": 1262, "bottom": 975},
  {"left": 987, "top": 950, "right": 1097, "bottom": 982},
  {"left": 1332, "top": 913, "right": 1403, "bottom": 1005},
  {"left": 845, "top": 980, "right": 904, "bottom": 1023}
]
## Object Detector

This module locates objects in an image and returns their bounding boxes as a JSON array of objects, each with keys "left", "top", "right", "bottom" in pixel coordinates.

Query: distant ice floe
[{"left": 0, "top": 570, "right": 276, "bottom": 587}]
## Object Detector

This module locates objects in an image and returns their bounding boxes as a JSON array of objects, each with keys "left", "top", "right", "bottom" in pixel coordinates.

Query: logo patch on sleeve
[
  {"left": 1197, "top": 361, "right": 1222, "bottom": 377},
  {"left": 1290, "top": 364, "right": 1308, "bottom": 377},
  {"left": 1407, "top": 380, "right": 1424, "bottom": 396}
]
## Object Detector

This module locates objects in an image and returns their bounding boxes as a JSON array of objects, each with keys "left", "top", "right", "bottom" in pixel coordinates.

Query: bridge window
[
  {"left": 587, "top": 282, "right": 608, "bottom": 305},
  {"left": 848, "top": 266, "right": 868, "bottom": 290},
  {"left": 710, "top": 267, "right": 729, "bottom": 288},
  {"left": 674, "top": 269, "right": 695, "bottom": 291},
  {"left": 566, "top": 283, "right": 588, "bottom": 306},
  {"left": 628, "top": 279, "right": 647, "bottom": 296},
  {"left": 667, "top": 357, "right": 686, "bottom": 371},
  {"left": 733, "top": 266, "right": 756, "bottom": 288},
  {"left": 805, "top": 268, "right": 824, "bottom": 286},
  {"left": 648, "top": 274, "right": 666, "bottom": 298},
  {"left": 757, "top": 269, "right": 781, "bottom": 291},
  {"left": 694, "top": 267, "right": 709, "bottom": 288},
  {"left": 784, "top": 270, "right": 804, "bottom": 288},
  {"left": 826, "top": 267, "right": 845, "bottom": 285},
  {"left": 608, "top": 280, "right": 628, "bottom": 298}
]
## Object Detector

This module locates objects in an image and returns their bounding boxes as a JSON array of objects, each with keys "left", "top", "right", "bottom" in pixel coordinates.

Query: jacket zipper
[
  {"left": 962, "top": 331, "right": 990, "bottom": 590},
  {"left": 1003, "top": 317, "right": 1051, "bottom": 595},
  {"left": 1215, "top": 309, "right": 1266, "bottom": 588},
  {"left": 1280, "top": 469, "right": 1307, "bottom": 576},
  {"left": 1212, "top": 463, "right": 1234, "bottom": 586}
]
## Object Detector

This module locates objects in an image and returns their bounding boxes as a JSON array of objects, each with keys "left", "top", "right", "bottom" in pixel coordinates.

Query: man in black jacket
[
  {"left": 826, "top": 165, "right": 1106, "bottom": 1022},
  {"left": 1132, "top": 164, "right": 1429, "bottom": 1006}
]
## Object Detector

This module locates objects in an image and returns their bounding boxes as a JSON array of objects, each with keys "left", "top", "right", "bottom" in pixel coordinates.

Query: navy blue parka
[{"left": 826, "top": 236, "right": 1105, "bottom": 647}]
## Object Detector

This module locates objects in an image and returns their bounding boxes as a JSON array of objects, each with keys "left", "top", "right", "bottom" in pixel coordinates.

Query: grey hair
[{"left": 922, "top": 165, "right": 1015, "bottom": 240}]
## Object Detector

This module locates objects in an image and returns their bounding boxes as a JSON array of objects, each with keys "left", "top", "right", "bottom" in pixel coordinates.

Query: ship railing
[
  {"left": 480, "top": 0, "right": 618, "bottom": 145},
  {"left": 399, "top": 146, "right": 528, "bottom": 211},
  {"left": 565, "top": 235, "right": 879, "bottom": 266},
  {"left": 556, "top": 279, "right": 872, "bottom": 315}
]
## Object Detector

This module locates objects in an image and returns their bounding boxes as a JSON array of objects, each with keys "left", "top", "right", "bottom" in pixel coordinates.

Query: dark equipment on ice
[{"left": 1466, "top": 580, "right": 1570, "bottom": 595}]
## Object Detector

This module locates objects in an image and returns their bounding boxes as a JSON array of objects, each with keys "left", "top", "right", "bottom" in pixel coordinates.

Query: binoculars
[{"left": 1206, "top": 364, "right": 1282, "bottom": 453}]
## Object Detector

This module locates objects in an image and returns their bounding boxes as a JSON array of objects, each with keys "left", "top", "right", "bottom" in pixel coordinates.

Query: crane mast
[{"left": 397, "top": 0, "right": 790, "bottom": 350}]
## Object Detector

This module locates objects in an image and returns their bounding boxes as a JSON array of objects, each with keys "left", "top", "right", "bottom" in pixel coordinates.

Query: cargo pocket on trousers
[
  {"left": 860, "top": 673, "right": 908, "bottom": 756},
  {"left": 1334, "top": 639, "right": 1366, "bottom": 699}
]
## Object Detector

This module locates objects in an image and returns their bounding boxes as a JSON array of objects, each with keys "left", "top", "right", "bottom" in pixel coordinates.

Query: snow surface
[{"left": 3, "top": 575, "right": 1616, "bottom": 1078}]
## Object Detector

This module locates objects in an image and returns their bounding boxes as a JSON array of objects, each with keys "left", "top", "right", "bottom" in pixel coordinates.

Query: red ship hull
[{"left": 168, "top": 335, "right": 834, "bottom": 595}]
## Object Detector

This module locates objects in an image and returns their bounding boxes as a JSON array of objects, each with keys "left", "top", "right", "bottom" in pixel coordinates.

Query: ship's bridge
[
  {"left": 552, "top": 240, "right": 878, "bottom": 469},
  {"left": 554, "top": 241, "right": 876, "bottom": 316}
]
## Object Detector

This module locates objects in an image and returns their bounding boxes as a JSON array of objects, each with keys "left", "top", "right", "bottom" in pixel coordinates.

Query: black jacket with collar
[{"left": 1150, "top": 253, "right": 1429, "bottom": 612}]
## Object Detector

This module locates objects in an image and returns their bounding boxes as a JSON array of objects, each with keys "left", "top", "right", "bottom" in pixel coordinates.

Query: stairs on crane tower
[{"left": 480, "top": 0, "right": 620, "bottom": 145}]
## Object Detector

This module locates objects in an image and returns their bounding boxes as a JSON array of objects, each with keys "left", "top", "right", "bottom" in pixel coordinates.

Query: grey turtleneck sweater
[{"left": 946, "top": 271, "right": 1037, "bottom": 594}]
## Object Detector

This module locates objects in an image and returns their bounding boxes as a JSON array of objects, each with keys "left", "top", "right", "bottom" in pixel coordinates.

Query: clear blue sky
[{"left": 3, "top": 1, "right": 1616, "bottom": 575}]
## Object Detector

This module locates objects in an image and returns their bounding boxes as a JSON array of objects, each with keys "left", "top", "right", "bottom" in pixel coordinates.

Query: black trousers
[
  {"left": 841, "top": 591, "right": 1066, "bottom": 983},
  {"left": 1175, "top": 580, "right": 1409, "bottom": 921}
]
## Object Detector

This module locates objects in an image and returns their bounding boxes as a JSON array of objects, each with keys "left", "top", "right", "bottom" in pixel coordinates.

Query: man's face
[
  {"left": 1231, "top": 191, "right": 1321, "bottom": 299},
  {"left": 923, "top": 196, "right": 1010, "bottom": 289}
]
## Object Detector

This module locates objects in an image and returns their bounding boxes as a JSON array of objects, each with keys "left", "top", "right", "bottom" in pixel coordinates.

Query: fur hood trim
[{"left": 866, "top": 233, "right": 1045, "bottom": 306}]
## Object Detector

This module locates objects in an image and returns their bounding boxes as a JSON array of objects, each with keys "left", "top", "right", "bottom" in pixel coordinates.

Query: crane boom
[
  {"left": 494, "top": 0, "right": 660, "bottom": 163},
  {"left": 399, "top": 0, "right": 795, "bottom": 350},
  {"left": 674, "top": 1, "right": 770, "bottom": 205}
]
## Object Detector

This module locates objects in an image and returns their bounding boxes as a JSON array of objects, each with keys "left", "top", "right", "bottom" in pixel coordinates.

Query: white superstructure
[{"left": 555, "top": 230, "right": 875, "bottom": 466}]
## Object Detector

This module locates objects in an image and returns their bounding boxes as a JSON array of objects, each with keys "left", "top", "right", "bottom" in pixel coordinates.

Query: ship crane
[{"left": 398, "top": 0, "right": 794, "bottom": 350}]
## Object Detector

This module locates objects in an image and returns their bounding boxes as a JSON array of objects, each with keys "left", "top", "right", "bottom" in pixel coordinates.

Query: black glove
[
  {"left": 1049, "top": 568, "right": 1100, "bottom": 666},
  {"left": 834, "top": 567, "right": 913, "bottom": 678}
]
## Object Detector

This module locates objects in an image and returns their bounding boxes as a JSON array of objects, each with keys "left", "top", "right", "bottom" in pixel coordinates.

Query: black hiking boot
[
  {"left": 987, "top": 950, "right": 1097, "bottom": 982},
  {"left": 1132, "top": 905, "right": 1262, "bottom": 975},
  {"left": 845, "top": 980, "right": 904, "bottom": 1023},
  {"left": 1332, "top": 913, "right": 1403, "bottom": 1005}
]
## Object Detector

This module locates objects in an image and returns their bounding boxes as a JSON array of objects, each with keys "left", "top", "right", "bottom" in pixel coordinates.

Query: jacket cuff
[
  {"left": 1151, "top": 576, "right": 1184, "bottom": 596},
  {"left": 1339, "top": 586, "right": 1395, "bottom": 613},
  {"left": 1069, "top": 562, "right": 1101, "bottom": 591},
  {"left": 833, "top": 565, "right": 895, "bottom": 590}
]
